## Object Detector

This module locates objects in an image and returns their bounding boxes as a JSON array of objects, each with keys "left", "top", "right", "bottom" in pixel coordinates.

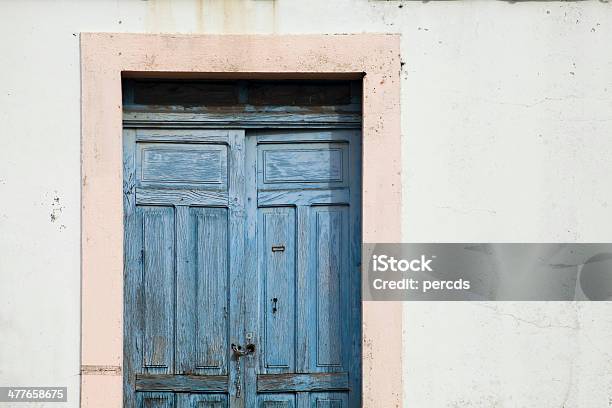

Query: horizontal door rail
[
  {"left": 135, "top": 187, "right": 229, "bottom": 207},
  {"left": 123, "top": 111, "right": 361, "bottom": 129},
  {"left": 135, "top": 374, "right": 229, "bottom": 393},
  {"left": 257, "top": 189, "right": 350, "bottom": 207},
  {"left": 257, "top": 372, "right": 349, "bottom": 393}
]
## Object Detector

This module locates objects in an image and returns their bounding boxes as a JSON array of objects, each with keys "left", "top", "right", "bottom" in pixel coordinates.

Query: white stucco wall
[{"left": 1, "top": 1, "right": 611, "bottom": 407}]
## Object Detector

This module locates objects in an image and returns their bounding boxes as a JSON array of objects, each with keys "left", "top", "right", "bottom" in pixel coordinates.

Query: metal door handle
[{"left": 231, "top": 343, "right": 256, "bottom": 358}]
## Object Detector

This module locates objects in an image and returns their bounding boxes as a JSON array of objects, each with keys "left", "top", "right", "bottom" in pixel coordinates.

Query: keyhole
[{"left": 272, "top": 298, "right": 278, "bottom": 314}]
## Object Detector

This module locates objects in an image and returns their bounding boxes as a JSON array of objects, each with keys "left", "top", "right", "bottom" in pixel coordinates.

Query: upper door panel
[
  {"left": 257, "top": 143, "right": 349, "bottom": 190},
  {"left": 137, "top": 142, "right": 228, "bottom": 190}
]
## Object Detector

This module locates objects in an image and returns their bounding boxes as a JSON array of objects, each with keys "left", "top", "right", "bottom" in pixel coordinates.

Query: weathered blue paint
[
  {"left": 249, "top": 130, "right": 361, "bottom": 408},
  {"left": 259, "top": 207, "right": 296, "bottom": 371},
  {"left": 124, "top": 128, "right": 361, "bottom": 408},
  {"left": 257, "top": 373, "right": 349, "bottom": 393}
]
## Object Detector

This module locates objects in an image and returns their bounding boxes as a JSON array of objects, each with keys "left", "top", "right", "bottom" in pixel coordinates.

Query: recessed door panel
[
  {"left": 258, "top": 207, "right": 296, "bottom": 372},
  {"left": 257, "top": 143, "right": 349, "bottom": 190},
  {"left": 257, "top": 394, "right": 295, "bottom": 408},
  {"left": 137, "top": 143, "right": 228, "bottom": 189},
  {"left": 140, "top": 206, "right": 175, "bottom": 371},
  {"left": 136, "top": 392, "right": 175, "bottom": 408},
  {"left": 310, "top": 393, "right": 348, "bottom": 408},
  {"left": 176, "top": 393, "right": 229, "bottom": 408},
  {"left": 192, "top": 207, "right": 229, "bottom": 374},
  {"left": 313, "top": 207, "right": 348, "bottom": 370}
]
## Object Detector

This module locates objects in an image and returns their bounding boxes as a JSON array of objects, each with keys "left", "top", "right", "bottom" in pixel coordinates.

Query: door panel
[
  {"left": 258, "top": 207, "right": 296, "bottom": 373},
  {"left": 176, "top": 393, "right": 229, "bottom": 408},
  {"left": 257, "top": 143, "right": 349, "bottom": 189},
  {"left": 140, "top": 206, "right": 175, "bottom": 371},
  {"left": 136, "top": 392, "right": 175, "bottom": 408},
  {"left": 257, "top": 394, "right": 295, "bottom": 408},
  {"left": 248, "top": 130, "right": 361, "bottom": 408},
  {"left": 176, "top": 206, "right": 231, "bottom": 377},
  {"left": 125, "top": 128, "right": 360, "bottom": 408},
  {"left": 191, "top": 207, "right": 229, "bottom": 374},
  {"left": 312, "top": 207, "right": 348, "bottom": 370},
  {"left": 124, "top": 129, "right": 245, "bottom": 408},
  {"left": 137, "top": 142, "right": 228, "bottom": 189},
  {"left": 310, "top": 393, "right": 348, "bottom": 408}
]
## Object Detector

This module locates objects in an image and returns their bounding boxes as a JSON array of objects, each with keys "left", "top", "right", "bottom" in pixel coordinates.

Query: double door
[{"left": 123, "top": 128, "right": 361, "bottom": 407}]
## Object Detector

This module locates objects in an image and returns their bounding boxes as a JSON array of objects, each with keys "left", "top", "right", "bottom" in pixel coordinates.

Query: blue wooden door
[{"left": 124, "top": 128, "right": 361, "bottom": 408}]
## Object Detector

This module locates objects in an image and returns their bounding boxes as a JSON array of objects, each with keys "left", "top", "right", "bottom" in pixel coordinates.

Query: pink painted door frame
[{"left": 80, "top": 33, "right": 402, "bottom": 408}]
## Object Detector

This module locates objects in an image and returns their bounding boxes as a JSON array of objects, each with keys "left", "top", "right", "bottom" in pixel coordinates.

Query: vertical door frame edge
[{"left": 80, "top": 33, "right": 403, "bottom": 408}]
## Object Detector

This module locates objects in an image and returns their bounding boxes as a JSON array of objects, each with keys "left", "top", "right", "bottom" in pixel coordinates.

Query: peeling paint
[
  {"left": 80, "top": 365, "right": 122, "bottom": 376},
  {"left": 49, "top": 192, "right": 65, "bottom": 230}
]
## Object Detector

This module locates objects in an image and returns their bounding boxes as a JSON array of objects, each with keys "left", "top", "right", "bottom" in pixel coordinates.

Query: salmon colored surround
[{"left": 80, "top": 33, "right": 402, "bottom": 408}]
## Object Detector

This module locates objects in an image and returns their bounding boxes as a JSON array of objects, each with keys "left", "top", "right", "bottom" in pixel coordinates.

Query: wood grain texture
[
  {"left": 313, "top": 207, "right": 347, "bottom": 369},
  {"left": 192, "top": 207, "right": 229, "bottom": 373},
  {"left": 253, "top": 130, "right": 360, "bottom": 405},
  {"left": 135, "top": 374, "right": 229, "bottom": 392},
  {"left": 135, "top": 128, "right": 231, "bottom": 143},
  {"left": 310, "top": 392, "right": 348, "bottom": 408},
  {"left": 257, "top": 190, "right": 349, "bottom": 207},
  {"left": 125, "top": 128, "right": 360, "bottom": 405},
  {"left": 257, "top": 393, "right": 296, "bottom": 408},
  {"left": 295, "top": 206, "right": 311, "bottom": 374},
  {"left": 135, "top": 188, "right": 228, "bottom": 206},
  {"left": 123, "top": 80, "right": 361, "bottom": 130},
  {"left": 138, "top": 143, "right": 227, "bottom": 185},
  {"left": 255, "top": 130, "right": 355, "bottom": 144},
  {"left": 175, "top": 393, "right": 228, "bottom": 408},
  {"left": 257, "top": 143, "right": 348, "bottom": 191},
  {"left": 227, "top": 129, "right": 247, "bottom": 408},
  {"left": 175, "top": 205, "right": 192, "bottom": 376},
  {"left": 257, "top": 373, "right": 349, "bottom": 393},
  {"left": 296, "top": 392, "right": 309, "bottom": 408},
  {"left": 124, "top": 129, "right": 244, "bottom": 407},
  {"left": 124, "top": 111, "right": 361, "bottom": 129},
  {"left": 135, "top": 392, "right": 175, "bottom": 408},
  {"left": 243, "top": 134, "right": 260, "bottom": 408},
  {"left": 258, "top": 207, "right": 296, "bottom": 372},
  {"left": 262, "top": 147, "right": 344, "bottom": 184},
  {"left": 141, "top": 206, "right": 175, "bottom": 370}
]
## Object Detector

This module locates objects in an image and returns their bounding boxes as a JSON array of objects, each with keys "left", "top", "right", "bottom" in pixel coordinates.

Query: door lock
[
  {"left": 231, "top": 343, "right": 256, "bottom": 399},
  {"left": 231, "top": 343, "right": 256, "bottom": 358}
]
